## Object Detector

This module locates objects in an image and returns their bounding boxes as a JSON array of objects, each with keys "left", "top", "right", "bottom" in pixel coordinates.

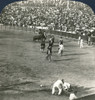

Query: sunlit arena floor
[{"left": 0, "top": 27, "right": 95, "bottom": 100}]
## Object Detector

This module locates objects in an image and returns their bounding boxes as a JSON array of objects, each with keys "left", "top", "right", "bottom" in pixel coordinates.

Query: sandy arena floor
[{"left": 0, "top": 28, "right": 95, "bottom": 100}]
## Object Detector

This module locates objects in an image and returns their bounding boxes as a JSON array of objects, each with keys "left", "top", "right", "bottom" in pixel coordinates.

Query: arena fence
[
  {"left": 0, "top": 24, "right": 95, "bottom": 43},
  {"left": 0, "top": 24, "right": 34, "bottom": 32},
  {"left": 50, "top": 30, "right": 95, "bottom": 44}
]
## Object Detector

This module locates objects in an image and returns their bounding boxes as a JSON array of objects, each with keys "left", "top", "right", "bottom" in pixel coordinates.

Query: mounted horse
[{"left": 33, "top": 29, "right": 46, "bottom": 41}]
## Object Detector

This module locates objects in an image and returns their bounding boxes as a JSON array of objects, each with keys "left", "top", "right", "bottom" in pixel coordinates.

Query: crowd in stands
[{"left": 0, "top": 1, "right": 95, "bottom": 32}]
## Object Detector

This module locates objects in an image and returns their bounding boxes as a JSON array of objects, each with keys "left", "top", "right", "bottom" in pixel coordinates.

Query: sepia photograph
[{"left": 0, "top": 0, "right": 95, "bottom": 100}]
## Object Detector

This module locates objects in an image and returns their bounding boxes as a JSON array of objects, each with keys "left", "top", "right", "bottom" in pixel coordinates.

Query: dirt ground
[{"left": 0, "top": 28, "right": 95, "bottom": 100}]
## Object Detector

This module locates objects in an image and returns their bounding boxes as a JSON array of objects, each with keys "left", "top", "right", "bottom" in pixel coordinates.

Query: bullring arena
[
  {"left": 0, "top": 0, "right": 95, "bottom": 100},
  {"left": 0, "top": 25, "right": 95, "bottom": 100}
]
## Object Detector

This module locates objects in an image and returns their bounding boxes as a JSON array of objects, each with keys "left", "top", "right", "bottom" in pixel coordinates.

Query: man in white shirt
[
  {"left": 52, "top": 79, "right": 71, "bottom": 95},
  {"left": 69, "top": 91, "right": 77, "bottom": 100},
  {"left": 63, "top": 82, "right": 71, "bottom": 91},
  {"left": 52, "top": 79, "right": 64, "bottom": 95},
  {"left": 58, "top": 43, "right": 64, "bottom": 56}
]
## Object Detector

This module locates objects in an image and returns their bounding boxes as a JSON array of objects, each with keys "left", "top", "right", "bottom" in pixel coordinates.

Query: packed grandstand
[{"left": 0, "top": 0, "right": 95, "bottom": 33}]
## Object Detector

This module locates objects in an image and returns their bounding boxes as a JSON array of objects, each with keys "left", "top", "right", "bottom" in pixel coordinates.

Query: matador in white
[{"left": 52, "top": 79, "right": 71, "bottom": 95}]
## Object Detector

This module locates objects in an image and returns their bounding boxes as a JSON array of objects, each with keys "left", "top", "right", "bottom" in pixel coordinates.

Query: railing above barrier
[{"left": 0, "top": 24, "right": 95, "bottom": 43}]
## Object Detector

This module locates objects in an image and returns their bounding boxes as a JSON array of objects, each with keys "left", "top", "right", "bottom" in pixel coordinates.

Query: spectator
[{"left": 1, "top": 0, "right": 95, "bottom": 34}]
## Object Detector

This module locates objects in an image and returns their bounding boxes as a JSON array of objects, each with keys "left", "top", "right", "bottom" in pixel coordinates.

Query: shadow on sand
[
  {"left": 77, "top": 94, "right": 95, "bottom": 100},
  {"left": 0, "top": 81, "right": 95, "bottom": 100},
  {"left": 70, "top": 85, "right": 95, "bottom": 100},
  {"left": 53, "top": 58, "right": 76, "bottom": 62},
  {"left": 63, "top": 52, "right": 88, "bottom": 56}
]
